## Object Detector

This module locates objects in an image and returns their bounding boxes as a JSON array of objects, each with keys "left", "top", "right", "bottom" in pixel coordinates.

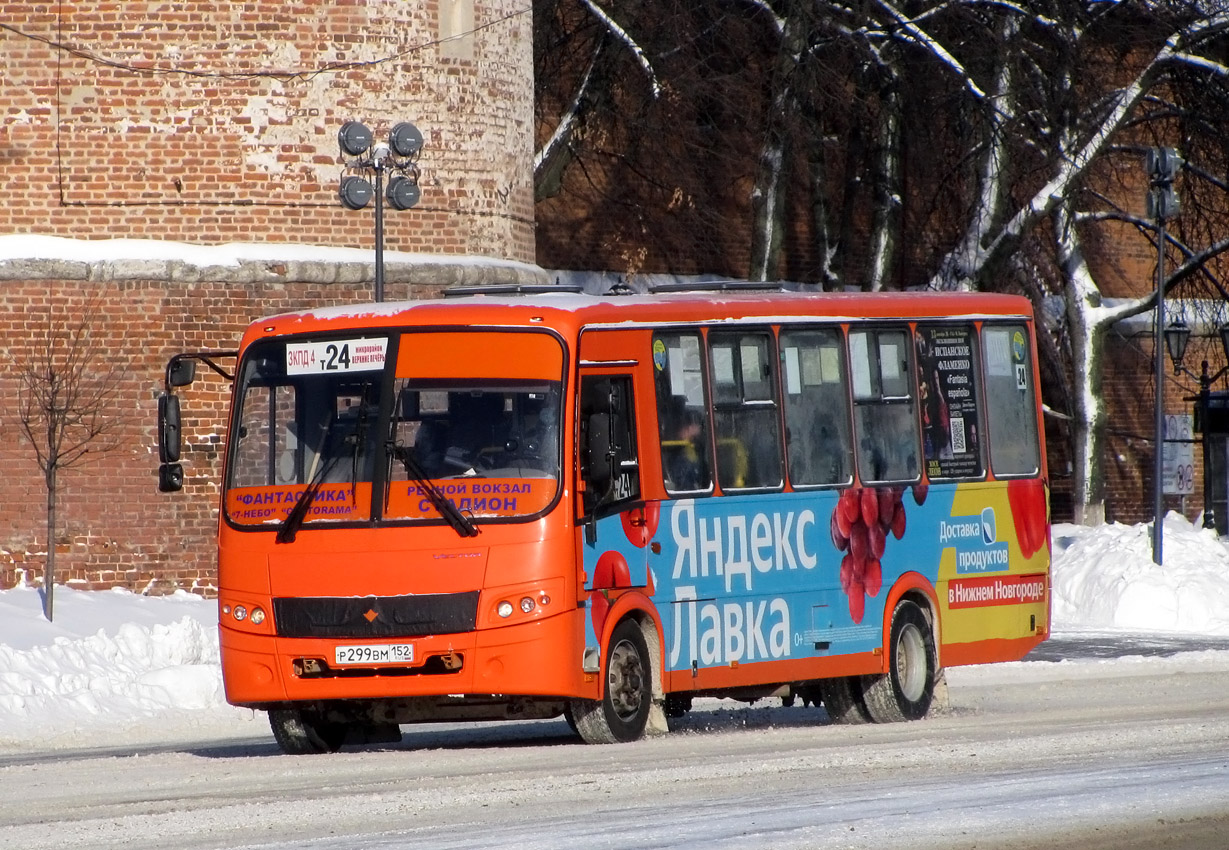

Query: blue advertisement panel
[{"left": 581, "top": 480, "right": 1049, "bottom": 675}]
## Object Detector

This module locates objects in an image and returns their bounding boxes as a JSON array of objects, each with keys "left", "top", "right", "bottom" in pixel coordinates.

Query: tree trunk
[
  {"left": 44, "top": 464, "right": 57, "bottom": 621},
  {"left": 1056, "top": 204, "right": 1107, "bottom": 526},
  {"left": 749, "top": 11, "right": 805, "bottom": 282},
  {"left": 866, "top": 73, "right": 902, "bottom": 292},
  {"left": 1069, "top": 317, "right": 1107, "bottom": 526}
]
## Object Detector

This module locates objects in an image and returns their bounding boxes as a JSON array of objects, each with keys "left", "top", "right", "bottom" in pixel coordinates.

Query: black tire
[
  {"left": 570, "top": 619, "right": 652, "bottom": 744},
  {"left": 861, "top": 600, "right": 937, "bottom": 722},
  {"left": 562, "top": 703, "right": 579, "bottom": 736},
  {"left": 268, "top": 707, "right": 346, "bottom": 754},
  {"left": 818, "top": 676, "right": 872, "bottom": 724}
]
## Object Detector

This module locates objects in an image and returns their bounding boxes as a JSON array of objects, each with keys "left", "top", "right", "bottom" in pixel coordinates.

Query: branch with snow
[
  {"left": 578, "top": 0, "right": 661, "bottom": 98},
  {"left": 534, "top": 41, "right": 604, "bottom": 179}
]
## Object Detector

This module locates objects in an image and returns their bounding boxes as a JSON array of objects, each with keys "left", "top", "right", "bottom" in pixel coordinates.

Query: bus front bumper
[{"left": 219, "top": 610, "right": 589, "bottom": 707}]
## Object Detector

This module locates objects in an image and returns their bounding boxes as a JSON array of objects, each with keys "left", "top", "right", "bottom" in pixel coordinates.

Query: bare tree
[
  {"left": 17, "top": 294, "right": 123, "bottom": 621},
  {"left": 533, "top": 1, "right": 1229, "bottom": 522}
]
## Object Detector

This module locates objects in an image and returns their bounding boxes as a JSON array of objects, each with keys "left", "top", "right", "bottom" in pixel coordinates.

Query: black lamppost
[
  {"left": 338, "top": 121, "right": 424, "bottom": 302},
  {"left": 1148, "top": 146, "right": 1182, "bottom": 564},
  {"left": 1165, "top": 320, "right": 1229, "bottom": 529}
]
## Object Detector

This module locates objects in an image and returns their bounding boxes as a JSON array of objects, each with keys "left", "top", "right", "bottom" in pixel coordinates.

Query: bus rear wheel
[
  {"left": 862, "top": 600, "right": 937, "bottom": 723},
  {"left": 269, "top": 707, "right": 346, "bottom": 754},
  {"left": 571, "top": 619, "right": 652, "bottom": 744},
  {"left": 818, "top": 676, "right": 872, "bottom": 724}
]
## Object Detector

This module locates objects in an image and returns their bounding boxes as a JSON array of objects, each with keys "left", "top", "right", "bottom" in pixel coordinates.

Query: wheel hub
[
  {"left": 608, "top": 639, "right": 645, "bottom": 720},
  {"left": 896, "top": 622, "right": 928, "bottom": 702}
]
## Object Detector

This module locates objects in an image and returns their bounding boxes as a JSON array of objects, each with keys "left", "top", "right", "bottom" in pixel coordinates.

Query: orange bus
[{"left": 158, "top": 284, "right": 1050, "bottom": 752}]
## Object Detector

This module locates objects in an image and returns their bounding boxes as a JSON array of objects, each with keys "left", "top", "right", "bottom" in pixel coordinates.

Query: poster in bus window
[{"left": 915, "top": 326, "right": 982, "bottom": 479}]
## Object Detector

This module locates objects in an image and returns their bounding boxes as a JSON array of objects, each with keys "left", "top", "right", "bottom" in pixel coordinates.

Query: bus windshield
[
  {"left": 383, "top": 380, "right": 562, "bottom": 521},
  {"left": 224, "top": 333, "right": 563, "bottom": 529}
]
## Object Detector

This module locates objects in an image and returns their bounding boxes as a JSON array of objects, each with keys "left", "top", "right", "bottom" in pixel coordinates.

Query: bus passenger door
[{"left": 578, "top": 373, "right": 656, "bottom": 647}]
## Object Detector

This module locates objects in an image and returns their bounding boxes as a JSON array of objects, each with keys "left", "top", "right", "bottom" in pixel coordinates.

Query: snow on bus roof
[{"left": 271, "top": 288, "right": 1032, "bottom": 328}]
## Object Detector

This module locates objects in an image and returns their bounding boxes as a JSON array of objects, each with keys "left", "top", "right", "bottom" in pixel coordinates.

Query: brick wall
[
  {"left": 0, "top": 2, "right": 536, "bottom": 257},
  {"left": 0, "top": 258, "right": 546, "bottom": 595},
  {"left": 0, "top": 1, "right": 539, "bottom": 594}
]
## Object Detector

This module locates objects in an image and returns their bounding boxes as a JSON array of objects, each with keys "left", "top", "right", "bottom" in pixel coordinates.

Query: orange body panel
[{"left": 212, "top": 290, "right": 1049, "bottom": 715}]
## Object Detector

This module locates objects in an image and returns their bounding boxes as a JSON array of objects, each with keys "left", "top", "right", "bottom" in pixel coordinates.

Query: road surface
[{"left": 3, "top": 648, "right": 1229, "bottom": 849}]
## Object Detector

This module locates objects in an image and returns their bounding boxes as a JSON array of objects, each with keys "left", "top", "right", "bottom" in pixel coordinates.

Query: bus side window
[
  {"left": 233, "top": 383, "right": 298, "bottom": 487},
  {"left": 709, "top": 331, "right": 783, "bottom": 490},
  {"left": 850, "top": 328, "right": 921, "bottom": 484},
  {"left": 579, "top": 375, "right": 640, "bottom": 514},
  {"left": 653, "top": 333, "right": 713, "bottom": 494},
  {"left": 780, "top": 329, "right": 853, "bottom": 487},
  {"left": 981, "top": 324, "right": 1040, "bottom": 475}
]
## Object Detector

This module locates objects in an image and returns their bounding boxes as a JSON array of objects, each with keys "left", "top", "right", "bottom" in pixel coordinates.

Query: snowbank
[
  {"left": 1051, "top": 512, "right": 1229, "bottom": 635},
  {"left": 3, "top": 515, "right": 1229, "bottom": 750}
]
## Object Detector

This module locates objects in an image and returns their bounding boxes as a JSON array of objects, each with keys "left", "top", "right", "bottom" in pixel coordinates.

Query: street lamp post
[
  {"left": 337, "top": 121, "right": 424, "bottom": 302},
  {"left": 1147, "top": 146, "right": 1183, "bottom": 565},
  {"left": 1165, "top": 320, "right": 1229, "bottom": 530}
]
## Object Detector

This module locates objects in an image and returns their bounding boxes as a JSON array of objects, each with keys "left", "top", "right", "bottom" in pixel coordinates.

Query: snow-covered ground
[{"left": 3, "top": 511, "right": 1228, "bottom": 752}]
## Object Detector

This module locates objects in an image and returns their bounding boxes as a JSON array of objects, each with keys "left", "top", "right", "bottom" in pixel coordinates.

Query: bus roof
[{"left": 241, "top": 289, "right": 1035, "bottom": 347}]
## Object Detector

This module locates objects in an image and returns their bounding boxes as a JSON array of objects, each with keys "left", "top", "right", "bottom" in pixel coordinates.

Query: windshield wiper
[
  {"left": 276, "top": 450, "right": 342, "bottom": 544},
  {"left": 389, "top": 442, "right": 480, "bottom": 538},
  {"left": 277, "top": 408, "right": 368, "bottom": 545}
]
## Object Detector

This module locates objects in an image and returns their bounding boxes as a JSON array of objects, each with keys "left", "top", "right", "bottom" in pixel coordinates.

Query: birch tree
[
  {"left": 926, "top": 3, "right": 1229, "bottom": 523},
  {"left": 532, "top": 0, "right": 1229, "bottom": 522}
]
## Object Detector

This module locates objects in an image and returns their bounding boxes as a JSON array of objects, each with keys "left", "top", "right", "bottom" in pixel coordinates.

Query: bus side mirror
[
  {"left": 159, "top": 463, "right": 184, "bottom": 493},
  {"left": 159, "top": 393, "right": 182, "bottom": 463},
  {"left": 158, "top": 392, "right": 185, "bottom": 492},
  {"left": 168, "top": 358, "right": 197, "bottom": 388}
]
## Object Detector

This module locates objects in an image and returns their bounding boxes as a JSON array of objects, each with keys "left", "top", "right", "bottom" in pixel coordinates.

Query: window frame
[
  {"left": 779, "top": 325, "right": 855, "bottom": 490},
  {"left": 848, "top": 325, "right": 922, "bottom": 486}
]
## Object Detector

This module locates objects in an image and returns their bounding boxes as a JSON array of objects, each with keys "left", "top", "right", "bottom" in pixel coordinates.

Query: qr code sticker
[{"left": 951, "top": 416, "right": 967, "bottom": 454}]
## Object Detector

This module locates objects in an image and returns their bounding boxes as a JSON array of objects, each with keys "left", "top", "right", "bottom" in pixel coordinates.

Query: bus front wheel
[
  {"left": 269, "top": 706, "right": 346, "bottom": 754},
  {"left": 571, "top": 619, "right": 652, "bottom": 744},
  {"left": 861, "top": 600, "right": 937, "bottom": 722}
]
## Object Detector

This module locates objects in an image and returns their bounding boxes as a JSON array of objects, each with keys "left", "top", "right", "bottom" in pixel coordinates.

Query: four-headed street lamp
[
  {"left": 1165, "top": 320, "right": 1229, "bottom": 530},
  {"left": 337, "top": 120, "right": 424, "bottom": 302}
]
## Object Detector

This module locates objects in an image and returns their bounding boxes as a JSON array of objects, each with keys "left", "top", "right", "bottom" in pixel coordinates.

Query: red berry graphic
[
  {"left": 891, "top": 502, "right": 906, "bottom": 539},
  {"left": 1007, "top": 478, "right": 1046, "bottom": 558},
  {"left": 621, "top": 502, "right": 660, "bottom": 548},
  {"left": 878, "top": 488, "right": 897, "bottom": 527},
  {"left": 864, "top": 559, "right": 882, "bottom": 597},
  {"left": 835, "top": 504, "right": 854, "bottom": 538},
  {"left": 849, "top": 522, "right": 868, "bottom": 562},
  {"left": 869, "top": 522, "right": 886, "bottom": 559},
  {"left": 831, "top": 485, "right": 907, "bottom": 625},
  {"left": 860, "top": 487, "right": 879, "bottom": 528},
  {"left": 840, "top": 490, "right": 861, "bottom": 524},
  {"left": 831, "top": 510, "right": 849, "bottom": 550},
  {"left": 590, "top": 551, "right": 631, "bottom": 638},
  {"left": 848, "top": 579, "right": 866, "bottom": 623},
  {"left": 840, "top": 553, "right": 855, "bottom": 593}
]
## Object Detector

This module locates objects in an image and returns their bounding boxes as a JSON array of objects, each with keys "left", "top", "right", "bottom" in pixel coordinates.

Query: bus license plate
[{"left": 334, "top": 644, "right": 415, "bottom": 666}]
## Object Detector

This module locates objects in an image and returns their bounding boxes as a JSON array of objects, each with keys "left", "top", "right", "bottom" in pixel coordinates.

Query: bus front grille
[{"left": 272, "top": 591, "right": 480, "bottom": 639}]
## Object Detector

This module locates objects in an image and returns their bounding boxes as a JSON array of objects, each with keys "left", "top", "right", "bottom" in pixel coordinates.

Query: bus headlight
[
  {"left": 250, "top": 607, "right": 266, "bottom": 625},
  {"left": 520, "top": 596, "right": 536, "bottom": 614},
  {"left": 233, "top": 605, "right": 248, "bottom": 621},
  {"left": 497, "top": 601, "right": 514, "bottom": 618}
]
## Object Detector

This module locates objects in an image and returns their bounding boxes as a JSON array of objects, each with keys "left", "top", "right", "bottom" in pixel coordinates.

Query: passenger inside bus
[{"left": 663, "top": 409, "right": 709, "bottom": 491}]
